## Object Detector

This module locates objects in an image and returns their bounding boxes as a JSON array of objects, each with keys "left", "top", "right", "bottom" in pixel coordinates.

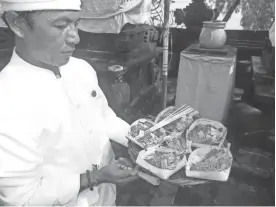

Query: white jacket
[{"left": 0, "top": 50, "right": 130, "bottom": 206}]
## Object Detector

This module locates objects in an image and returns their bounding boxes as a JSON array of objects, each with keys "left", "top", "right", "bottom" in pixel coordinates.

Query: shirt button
[{"left": 91, "top": 90, "right": 97, "bottom": 98}]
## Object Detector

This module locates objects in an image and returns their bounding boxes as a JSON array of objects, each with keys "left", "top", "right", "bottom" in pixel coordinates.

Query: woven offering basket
[
  {"left": 186, "top": 118, "right": 227, "bottom": 152},
  {"left": 136, "top": 147, "right": 187, "bottom": 180},
  {"left": 186, "top": 145, "right": 233, "bottom": 182},
  {"left": 128, "top": 141, "right": 210, "bottom": 186}
]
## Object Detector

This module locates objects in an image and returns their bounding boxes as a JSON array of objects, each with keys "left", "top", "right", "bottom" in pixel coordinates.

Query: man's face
[{"left": 21, "top": 11, "right": 80, "bottom": 67}]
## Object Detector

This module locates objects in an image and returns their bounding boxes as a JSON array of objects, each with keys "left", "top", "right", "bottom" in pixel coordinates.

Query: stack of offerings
[{"left": 127, "top": 105, "right": 233, "bottom": 182}]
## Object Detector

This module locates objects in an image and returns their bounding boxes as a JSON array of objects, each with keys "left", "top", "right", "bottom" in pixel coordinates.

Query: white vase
[{"left": 199, "top": 21, "right": 227, "bottom": 49}]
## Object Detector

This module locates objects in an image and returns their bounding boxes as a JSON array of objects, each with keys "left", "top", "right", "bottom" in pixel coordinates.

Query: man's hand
[
  {"left": 114, "top": 157, "right": 139, "bottom": 185},
  {"left": 94, "top": 158, "right": 138, "bottom": 185},
  {"left": 114, "top": 157, "right": 136, "bottom": 169}
]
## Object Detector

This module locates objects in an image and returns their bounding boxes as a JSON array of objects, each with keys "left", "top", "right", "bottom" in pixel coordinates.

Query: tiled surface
[
  {"left": 117, "top": 79, "right": 275, "bottom": 206},
  {"left": 174, "top": 177, "right": 274, "bottom": 206},
  {"left": 115, "top": 146, "right": 274, "bottom": 206}
]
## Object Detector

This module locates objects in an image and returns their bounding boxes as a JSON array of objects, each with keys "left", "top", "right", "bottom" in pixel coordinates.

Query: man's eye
[{"left": 54, "top": 23, "right": 68, "bottom": 29}]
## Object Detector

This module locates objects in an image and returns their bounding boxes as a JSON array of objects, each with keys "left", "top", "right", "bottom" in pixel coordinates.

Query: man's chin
[{"left": 57, "top": 56, "right": 71, "bottom": 66}]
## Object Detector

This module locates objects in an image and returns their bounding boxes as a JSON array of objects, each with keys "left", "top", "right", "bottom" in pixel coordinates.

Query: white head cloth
[{"left": 1, "top": 0, "right": 81, "bottom": 11}]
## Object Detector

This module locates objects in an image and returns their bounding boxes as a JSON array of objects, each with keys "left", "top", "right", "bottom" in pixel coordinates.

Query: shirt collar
[{"left": 9, "top": 48, "right": 62, "bottom": 80}]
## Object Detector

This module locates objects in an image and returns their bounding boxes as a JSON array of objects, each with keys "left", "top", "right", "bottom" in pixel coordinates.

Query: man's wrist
[
  {"left": 79, "top": 169, "right": 105, "bottom": 193},
  {"left": 91, "top": 170, "right": 104, "bottom": 185},
  {"left": 80, "top": 174, "right": 89, "bottom": 193}
]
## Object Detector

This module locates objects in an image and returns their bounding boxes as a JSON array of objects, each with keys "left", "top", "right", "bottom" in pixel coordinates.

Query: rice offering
[
  {"left": 190, "top": 148, "right": 232, "bottom": 172},
  {"left": 161, "top": 132, "right": 187, "bottom": 153},
  {"left": 129, "top": 119, "right": 166, "bottom": 147},
  {"left": 144, "top": 150, "right": 184, "bottom": 170},
  {"left": 187, "top": 122, "right": 224, "bottom": 145}
]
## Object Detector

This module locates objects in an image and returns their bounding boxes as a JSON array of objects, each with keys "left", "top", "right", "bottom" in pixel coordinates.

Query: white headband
[{"left": 1, "top": 0, "right": 81, "bottom": 11}]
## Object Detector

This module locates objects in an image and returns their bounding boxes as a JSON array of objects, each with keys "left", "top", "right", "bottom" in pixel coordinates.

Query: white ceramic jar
[{"left": 199, "top": 21, "right": 227, "bottom": 49}]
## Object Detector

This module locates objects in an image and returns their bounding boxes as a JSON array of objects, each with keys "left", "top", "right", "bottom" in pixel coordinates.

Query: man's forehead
[{"left": 37, "top": 10, "right": 80, "bottom": 21}]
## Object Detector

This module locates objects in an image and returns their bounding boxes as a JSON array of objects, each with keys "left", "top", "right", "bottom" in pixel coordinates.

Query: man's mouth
[
  {"left": 62, "top": 50, "right": 74, "bottom": 53},
  {"left": 62, "top": 48, "right": 75, "bottom": 54}
]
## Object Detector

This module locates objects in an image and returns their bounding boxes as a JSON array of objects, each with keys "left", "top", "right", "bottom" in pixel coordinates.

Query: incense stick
[{"left": 127, "top": 105, "right": 195, "bottom": 150}]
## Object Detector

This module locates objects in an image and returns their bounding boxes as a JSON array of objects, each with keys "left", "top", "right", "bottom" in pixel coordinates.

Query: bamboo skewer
[
  {"left": 119, "top": 164, "right": 160, "bottom": 186},
  {"left": 161, "top": 105, "right": 188, "bottom": 121},
  {"left": 126, "top": 107, "right": 195, "bottom": 150},
  {"left": 126, "top": 134, "right": 145, "bottom": 149},
  {"left": 144, "top": 107, "right": 194, "bottom": 135},
  {"left": 136, "top": 171, "right": 160, "bottom": 186}
]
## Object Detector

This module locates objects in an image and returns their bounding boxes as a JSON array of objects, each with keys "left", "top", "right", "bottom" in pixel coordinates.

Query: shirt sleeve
[
  {"left": 80, "top": 59, "right": 130, "bottom": 147},
  {"left": 100, "top": 95, "right": 130, "bottom": 147}
]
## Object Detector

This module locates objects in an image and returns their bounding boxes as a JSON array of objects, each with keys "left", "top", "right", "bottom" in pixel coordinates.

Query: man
[{"left": 0, "top": 0, "right": 138, "bottom": 205}]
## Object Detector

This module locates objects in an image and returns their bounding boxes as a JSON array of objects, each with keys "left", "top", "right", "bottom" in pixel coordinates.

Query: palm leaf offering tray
[
  {"left": 186, "top": 145, "right": 233, "bottom": 181},
  {"left": 127, "top": 105, "right": 232, "bottom": 185},
  {"left": 128, "top": 119, "right": 166, "bottom": 148},
  {"left": 161, "top": 132, "right": 187, "bottom": 154},
  {"left": 127, "top": 105, "right": 199, "bottom": 149},
  {"left": 136, "top": 147, "right": 187, "bottom": 180},
  {"left": 186, "top": 118, "right": 227, "bottom": 151}
]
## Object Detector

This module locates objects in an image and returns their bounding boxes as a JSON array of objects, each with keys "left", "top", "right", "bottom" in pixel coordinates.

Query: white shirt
[{"left": 0, "top": 50, "right": 130, "bottom": 206}]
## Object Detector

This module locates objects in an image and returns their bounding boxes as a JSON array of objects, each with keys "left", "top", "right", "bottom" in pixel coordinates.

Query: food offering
[
  {"left": 186, "top": 145, "right": 233, "bottom": 181},
  {"left": 136, "top": 146, "right": 187, "bottom": 180},
  {"left": 160, "top": 132, "right": 187, "bottom": 154},
  {"left": 127, "top": 105, "right": 232, "bottom": 184},
  {"left": 145, "top": 150, "right": 183, "bottom": 170},
  {"left": 186, "top": 118, "right": 227, "bottom": 149},
  {"left": 155, "top": 106, "right": 195, "bottom": 133},
  {"left": 128, "top": 118, "right": 166, "bottom": 148}
]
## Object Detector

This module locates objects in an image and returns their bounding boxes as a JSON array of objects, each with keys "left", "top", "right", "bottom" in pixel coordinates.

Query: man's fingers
[
  {"left": 116, "top": 175, "right": 139, "bottom": 184},
  {"left": 115, "top": 165, "right": 137, "bottom": 177},
  {"left": 117, "top": 157, "right": 133, "bottom": 167},
  {"left": 129, "top": 169, "right": 138, "bottom": 176},
  {"left": 119, "top": 164, "right": 132, "bottom": 171},
  {"left": 116, "top": 169, "right": 134, "bottom": 177}
]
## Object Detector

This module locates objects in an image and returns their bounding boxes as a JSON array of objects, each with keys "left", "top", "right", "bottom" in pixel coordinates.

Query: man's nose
[{"left": 66, "top": 26, "right": 80, "bottom": 45}]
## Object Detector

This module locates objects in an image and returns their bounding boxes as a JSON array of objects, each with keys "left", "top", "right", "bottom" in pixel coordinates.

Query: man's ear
[{"left": 4, "top": 11, "right": 25, "bottom": 38}]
